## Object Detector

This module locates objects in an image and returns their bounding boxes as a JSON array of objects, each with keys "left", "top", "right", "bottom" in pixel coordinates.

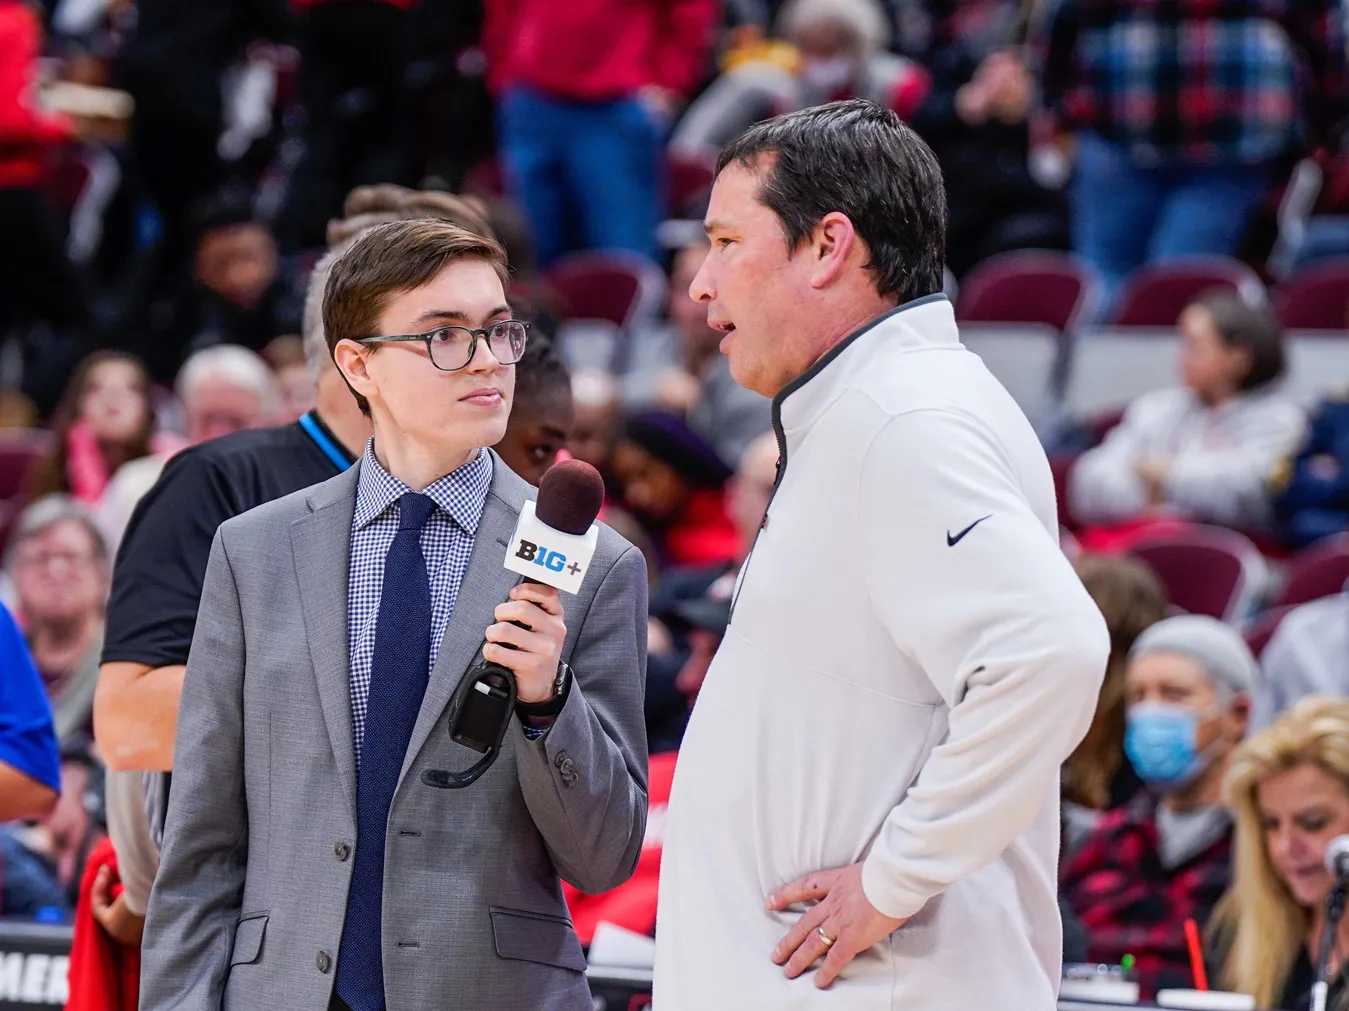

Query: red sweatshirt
[
  {"left": 0, "top": 1, "right": 73, "bottom": 190},
  {"left": 483, "top": 0, "right": 719, "bottom": 102}
]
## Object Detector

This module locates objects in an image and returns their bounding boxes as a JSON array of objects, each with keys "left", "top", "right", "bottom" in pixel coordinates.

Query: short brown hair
[{"left": 323, "top": 218, "right": 511, "bottom": 415}]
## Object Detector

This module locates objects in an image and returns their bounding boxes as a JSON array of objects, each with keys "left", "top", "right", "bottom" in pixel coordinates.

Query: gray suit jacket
[{"left": 139, "top": 455, "right": 649, "bottom": 1011}]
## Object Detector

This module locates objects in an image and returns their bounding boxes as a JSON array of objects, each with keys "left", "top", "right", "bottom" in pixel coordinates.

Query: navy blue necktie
[{"left": 336, "top": 492, "right": 436, "bottom": 1011}]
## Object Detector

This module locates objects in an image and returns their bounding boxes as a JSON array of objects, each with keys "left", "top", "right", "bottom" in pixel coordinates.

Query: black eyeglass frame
[{"left": 352, "top": 319, "right": 530, "bottom": 372}]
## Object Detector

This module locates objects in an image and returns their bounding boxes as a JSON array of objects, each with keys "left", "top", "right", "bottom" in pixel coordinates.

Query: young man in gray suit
[{"left": 139, "top": 219, "right": 650, "bottom": 1011}]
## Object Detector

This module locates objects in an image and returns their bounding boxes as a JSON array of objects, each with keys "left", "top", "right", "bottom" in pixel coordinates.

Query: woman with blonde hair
[{"left": 1210, "top": 696, "right": 1349, "bottom": 1010}]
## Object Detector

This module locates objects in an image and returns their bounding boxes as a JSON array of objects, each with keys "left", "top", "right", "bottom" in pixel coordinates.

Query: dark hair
[
  {"left": 323, "top": 218, "right": 511, "bottom": 415},
  {"left": 27, "top": 351, "right": 154, "bottom": 500},
  {"left": 619, "top": 410, "right": 732, "bottom": 487},
  {"left": 1064, "top": 553, "right": 1168, "bottom": 810},
  {"left": 716, "top": 98, "right": 947, "bottom": 303},
  {"left": 1194, "top": 291, "right": 1287, "bottom": 391},
  {"left": 514, "top": 335, "right": 571, "bottom": 413},
  {"left": 190, "top": 186, "right": 259, "bottom": 246}
]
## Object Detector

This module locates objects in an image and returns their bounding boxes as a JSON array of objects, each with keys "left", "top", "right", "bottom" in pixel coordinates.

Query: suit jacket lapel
[
  {"left": 400, "top": 472, "right": 524, "bottom": 789},
  {"left": 291, "top": 467, "right": 360, "bottom": 821}
]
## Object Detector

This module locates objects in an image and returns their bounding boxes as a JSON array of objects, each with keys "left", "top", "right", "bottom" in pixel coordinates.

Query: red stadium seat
[
  {"left": 1129, "top": 525, "right": 1264, "bottom": 622},
  {"left": 1275, "top": 258, "right": 1349, "bottom": 330},
  {"left": 667, "top": 152, "right": 715, "bottom": 219},
  {"left": 545, "top": 250, "right": 665, "bottom": 330},
  {"left": 1110, "top": 258, "right": 1266, "bottom": 327},
  {"left": 1243, "top": 604, "right": 1298, "bottom": 659},
  {"left": 0, "top": 428, "right": 52, "bottom": 555},
  {"left": 1272, "top": 536, "right": 1349, "bottom": 608},
  {"left": 956, "top": 250, "right": 1094, "bottom": 333}
]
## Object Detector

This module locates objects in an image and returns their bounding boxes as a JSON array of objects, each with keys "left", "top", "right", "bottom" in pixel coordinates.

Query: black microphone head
[{"left": 535, "top": 460, "right": 605, "bottom": 535}]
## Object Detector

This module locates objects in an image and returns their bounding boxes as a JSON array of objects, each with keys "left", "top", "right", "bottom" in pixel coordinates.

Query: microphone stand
[{"left": 1312, "top": 881, "right": 1348, "bottom": 1011}]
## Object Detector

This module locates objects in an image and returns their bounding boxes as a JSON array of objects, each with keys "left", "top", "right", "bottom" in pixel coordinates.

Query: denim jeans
[
  {"left": 498, "top": 86, "right": 663, "bottom": 267},
  {"left": 1071, "top": 132, "right": 1271, "bottom": 313}
]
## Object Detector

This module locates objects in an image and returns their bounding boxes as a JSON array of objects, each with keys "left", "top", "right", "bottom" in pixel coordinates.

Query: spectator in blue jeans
[
  {"left": 0, "top": 601, "right": 60, "bottom": 823},
  {"left": 483, "top": 0, "right": 719, "bottom": 266},
  {"left": 1039, "top": 0, "right": 1348, "bottom": 313}
]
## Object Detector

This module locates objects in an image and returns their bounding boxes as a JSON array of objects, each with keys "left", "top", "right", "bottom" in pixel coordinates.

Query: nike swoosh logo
[{"left": 947, "top": 515, "right": 992, "bottom": 546}]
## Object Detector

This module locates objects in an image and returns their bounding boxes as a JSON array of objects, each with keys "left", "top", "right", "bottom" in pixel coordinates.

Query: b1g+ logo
[{"left": 515, "top": 539, "right": 583, "bottom": 576}]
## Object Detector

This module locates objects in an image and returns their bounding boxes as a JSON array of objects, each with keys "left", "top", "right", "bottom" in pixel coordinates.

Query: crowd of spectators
[{"left": 0, "top": 0, "right": 1347, "bottom": 1008}]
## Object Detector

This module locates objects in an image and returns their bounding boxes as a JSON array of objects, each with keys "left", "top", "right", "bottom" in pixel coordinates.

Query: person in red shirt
[
  {"left": 610, "top": 408, "right": 740, "bottom": 569},
  {"left": 0, "top": 0, "right": 93, "bottom": 410},
  {"left": 483, "top": 0, "right": 719, "bottom": 266}
]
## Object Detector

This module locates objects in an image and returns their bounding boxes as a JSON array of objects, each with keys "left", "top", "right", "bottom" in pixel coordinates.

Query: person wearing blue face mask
[{"left": 1062, "top": 614, "right": 1256, "bottom": 1000}]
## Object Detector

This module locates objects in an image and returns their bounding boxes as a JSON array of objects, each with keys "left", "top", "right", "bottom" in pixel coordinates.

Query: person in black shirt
[{"left": 94, "top": 244, "right": 369, "bottom": 778}]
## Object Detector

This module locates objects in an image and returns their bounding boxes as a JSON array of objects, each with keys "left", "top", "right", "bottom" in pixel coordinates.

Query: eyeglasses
[{"left": 354, "top": 320, "right": 530, "bottom": 372}]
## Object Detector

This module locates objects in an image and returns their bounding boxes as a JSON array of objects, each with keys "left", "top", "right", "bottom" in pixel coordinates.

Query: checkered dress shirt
[
  {"left": 1040, "top": 0, "right": 1348, "bottom": 165},
  {"left": 348, "top": 441, "right": 493, "bottom": 763}
]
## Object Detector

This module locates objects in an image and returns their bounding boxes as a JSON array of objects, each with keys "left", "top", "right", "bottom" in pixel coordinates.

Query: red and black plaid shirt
[
  {"left": 1040, "top": 0, "right": 1349, "bottom": 165},
  {"left": 1061, "top": 794, "right": 1233, "bottom": 1000}
]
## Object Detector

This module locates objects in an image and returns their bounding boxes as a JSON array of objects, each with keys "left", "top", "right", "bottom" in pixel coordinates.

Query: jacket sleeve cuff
[{"left": 861, "top": 850, "right": 930, "bottom": 922}]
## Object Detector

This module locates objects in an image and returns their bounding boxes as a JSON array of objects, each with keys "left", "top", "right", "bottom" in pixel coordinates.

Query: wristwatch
[{"left": 515, "top": 661, "right": 573, "bottom": 719}]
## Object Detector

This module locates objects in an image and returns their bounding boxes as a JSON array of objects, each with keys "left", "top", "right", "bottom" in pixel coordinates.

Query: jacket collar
[{"left": 770, "top": 292, "right": 955, "bottom": 452}]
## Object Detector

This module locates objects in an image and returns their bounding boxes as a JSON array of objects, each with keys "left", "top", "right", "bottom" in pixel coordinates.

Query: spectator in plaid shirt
[
  {"left": 1062, "top": 615, "right": 1257, "bottom": 998},
  {"left": 1039, "top": 0, "right": 1349, "bottom": 311}
]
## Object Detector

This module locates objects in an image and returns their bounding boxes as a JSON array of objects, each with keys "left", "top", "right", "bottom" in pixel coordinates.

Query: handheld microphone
[
  {"left": 1325, "top": 836, "right": 1349, "bottom": 880},
  {"left": 423, "top": 461, "right": 605, "bottom": 790},
  {"left": 1311, "top": 837, "right": 1349, "bottom": 1011}
]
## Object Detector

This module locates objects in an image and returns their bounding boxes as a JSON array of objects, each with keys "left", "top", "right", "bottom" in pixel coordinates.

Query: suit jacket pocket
[
  {"left": 489, "top": 907, "right": 586, "bottom": 972},
  {"left": 230, "top": 913, "right": 268, "bottom": 966}
]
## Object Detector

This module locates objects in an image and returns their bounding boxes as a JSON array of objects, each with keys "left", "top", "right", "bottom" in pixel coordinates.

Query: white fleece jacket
[
  {"left": 653, "top": 295, "right": 1109, "bottom": 1010},
  {"left": 1069, "top": 386, "right": 1307, "bottom": 529}
]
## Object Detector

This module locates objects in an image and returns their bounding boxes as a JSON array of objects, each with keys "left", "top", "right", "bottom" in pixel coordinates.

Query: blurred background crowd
[{"left": 0, "top": 0, "right": 1348, "bottom": 1007}]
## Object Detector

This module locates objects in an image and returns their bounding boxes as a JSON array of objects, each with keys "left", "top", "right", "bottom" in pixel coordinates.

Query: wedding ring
[{"left": 817, "top": 927, "right": 836, "bottom": 947}]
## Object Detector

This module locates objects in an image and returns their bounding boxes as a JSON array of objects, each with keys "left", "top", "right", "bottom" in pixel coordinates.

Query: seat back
[
  {"left": 956, "top": 250, "right": 1094, "bottom": 333},
  {"left": 1111, "top": 257, "right": 1266, "bottom": 327},
  {"left": 1129, "top": 525, "right": 1264, "bottom": 622},
  {"left": 1064, "top": 328, "right": 1178, "bottom": 416},
  {"left": 1274, "top": 536, "right": 1349, "bottom": 608},
  {"left": 545, "top": 251, "right": 667, "bottom": 372},
  {"left": 1275, "top": 258, "right": 1349, "bottom": 330}
]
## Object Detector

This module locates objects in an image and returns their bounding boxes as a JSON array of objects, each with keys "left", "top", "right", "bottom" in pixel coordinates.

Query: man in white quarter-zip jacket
[{"left": 653, "top": 98, "right": 1111, "bottom": 1010}]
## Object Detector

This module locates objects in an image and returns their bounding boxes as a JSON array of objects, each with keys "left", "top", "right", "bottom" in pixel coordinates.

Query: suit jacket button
[
  {"left": 316, "top": 951, "right": 332, "bottom": 974},
  {"left": 334, "top": 841, "right": 350, "bottom": 862}
]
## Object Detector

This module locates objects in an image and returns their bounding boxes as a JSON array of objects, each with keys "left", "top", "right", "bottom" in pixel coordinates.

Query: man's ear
[
  {"left": 333, "top": 340, "right": 377, "bottom": 406},
  {"left": 808, "top": 211, "right": 859, "bottom": 290}
]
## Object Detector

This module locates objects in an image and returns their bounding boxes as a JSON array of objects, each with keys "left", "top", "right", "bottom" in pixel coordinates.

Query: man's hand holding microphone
[{"left": 485, "top": 583, "right": 567, "bottom": 705}]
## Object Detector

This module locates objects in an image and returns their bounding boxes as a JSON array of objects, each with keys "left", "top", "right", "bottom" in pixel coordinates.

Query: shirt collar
[{"left": 353, "top": 440, "right": 493, "bottom": 533}]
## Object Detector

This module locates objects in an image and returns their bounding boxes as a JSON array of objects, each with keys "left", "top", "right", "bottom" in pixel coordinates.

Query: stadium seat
[
  {"left": 1110, "top": 257, "right": 1266, "bottom": 327},
  {"left": 1129, "top": 525, "right": 1265, "bottom": 623},
  {"left": 1275, "top": 258, "right": 1349, "bottom": 330},
  {"left": 956, "top": 250, "right": 1095, "bottom": 333},
  {"left": 546, "top": 250, "right": 667, "bottom": 372},
  {"left": 1063, "top": 328, "right": 1178, "bottom": 416},
  {"left": 1243, "top": 604, "right": 1298, "bottom": 659},
  {"left": 1272, "top": 536, "right": 1349, "bottom": 609},
  {"left": 667, "top": 152, "right": 716, "bottom": 219},
  {"left": 0, "top": 428, "right": 52, "bottom": 555}
]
